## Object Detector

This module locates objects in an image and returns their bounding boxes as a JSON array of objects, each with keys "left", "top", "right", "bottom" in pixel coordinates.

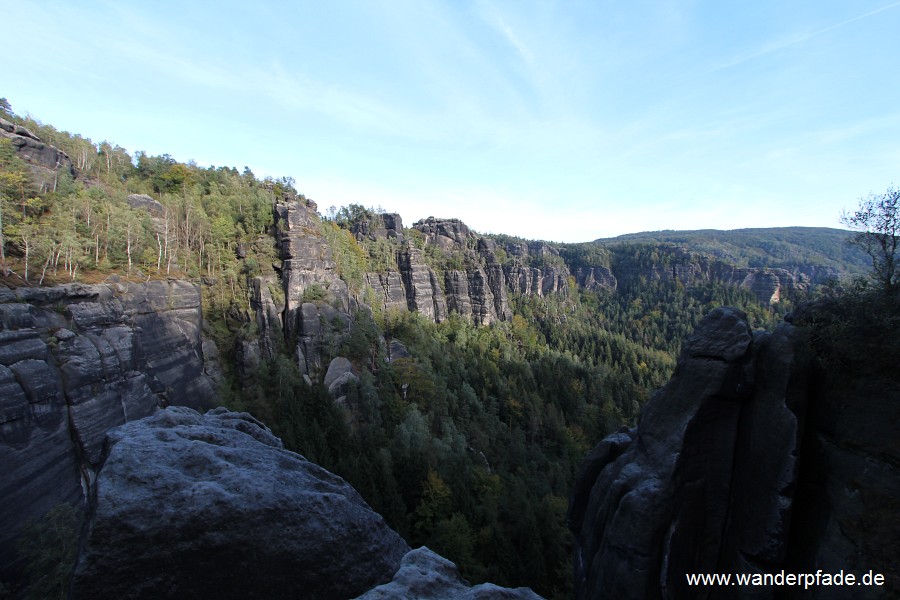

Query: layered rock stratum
[{"left": 0, "top": 280, "right": 218, "bottom": 582}]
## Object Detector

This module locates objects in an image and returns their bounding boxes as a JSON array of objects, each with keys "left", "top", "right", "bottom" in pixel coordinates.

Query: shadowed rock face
[
  {"left": 0, "top": 281, "right": 218, "bottom": 585},
  {"left": 569, "top": 306, "right": 900, "bottom": 600},
  {"left": 71, "top": 407, "right": 410, "bottom": 600}
]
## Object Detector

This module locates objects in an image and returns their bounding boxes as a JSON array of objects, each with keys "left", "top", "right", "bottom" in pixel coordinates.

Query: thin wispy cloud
[{"left": 710, "top": 1, "right": 900, "bottom": 73}]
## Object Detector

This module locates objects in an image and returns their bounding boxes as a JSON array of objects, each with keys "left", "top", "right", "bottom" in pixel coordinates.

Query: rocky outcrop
[
  {"left": 248, "top": 276, "right": 283, "bottom": 361},
  {"left": 482, "top": 261, "right": 512, "bottom": 320},
  {"left": 504, "top": 241, "right": 560, "bottom": 261},
  {"left": 124, "top": 193, "right": 165, "bottom": 218},
  {"left": 363, "top": 271, "right": 408, "bottom": 313},
  {"left": 274, "top": 198, "right": 349, "bottom": 340},
  {"left": 444, "top": 270, "right": 474, "bottom": 318},
  {"left": 444, "top": 265, "right": 513, "bottom": 325},
  {"left": 505, "top": 264, "right": 573, "bottom": 296},
  {"left": 466, "top": 267, "right": 498, "bottom": 325},
  {"left": 398, "top": 245, "right": 447, "bottom": 322},
  {"left": 572, "top": 266, "right": 616, "bottom": 292},
  {"left": 0, "top": 281, "right": 218, "bottom": 585},
  {"left": 0, "top": 117, "right": 75, "bottom": 190},
  {"left": 324, "top": 356, "right": 358, "bottom": 402},
  {"left": 351, "top": 212, "right": 405, "bottom": 243},
  {"left": 569, "top": 306, "right": 899, "bottom": 599},
  {"left": 70, "top": 407, "right": 410, "bottom": 600},
  {"left": 294, "top": 302, "right": 349, "bottom": 380},
  {"left": 357, "top": 546, "right": 544, "bottom": 599},
  {"left": 414, "top": 217, "right": 471, "bottom": 250},
  {"left": 611, "top": 245, "right": 815, "bottom": 304}
]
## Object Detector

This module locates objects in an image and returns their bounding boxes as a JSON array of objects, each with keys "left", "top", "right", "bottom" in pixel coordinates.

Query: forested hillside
[
  {"left": 0, "top": 100, "right": 861, "bottom": 597},
  {"left": 597, "top": 227, "right": 868, "bottom": 275}
]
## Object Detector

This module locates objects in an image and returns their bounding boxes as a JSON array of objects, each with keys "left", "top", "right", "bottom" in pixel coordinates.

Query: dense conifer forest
[{"left": 1, "top": 100, "right": 845, "bottom": 597}]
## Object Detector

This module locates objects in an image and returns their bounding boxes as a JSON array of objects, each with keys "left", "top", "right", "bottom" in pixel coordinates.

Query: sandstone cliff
[
  {"left": 263, "top": 201, "right": 829, "bottom": 351},
  {"left": 0, "top": 280, "right": 218, "bottom": 584},
  {"left": 569, "top": 307, "right": 899, "bottom": 599}
]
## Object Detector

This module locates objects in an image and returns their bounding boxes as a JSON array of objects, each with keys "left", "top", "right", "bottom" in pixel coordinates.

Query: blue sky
[{"left": 4, "top": 1, "right": 899, "bottom": 242}]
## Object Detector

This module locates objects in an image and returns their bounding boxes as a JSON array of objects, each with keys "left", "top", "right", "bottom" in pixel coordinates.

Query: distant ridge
[{"left": 594, "top": 226, "right": 868, "bottom": 276}]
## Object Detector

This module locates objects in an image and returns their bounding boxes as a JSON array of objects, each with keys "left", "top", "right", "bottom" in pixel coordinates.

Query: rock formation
[
  {"left": 572, "top": 266, "right": 617, "bottom": 292},
  {"left": 324, "top": 356, "right": 358, "bottom": 403},
  {"left": 357, "top": 546, "right": 544, "bottom": 599},
  {"left": 363, "top": 271, "right": 408, "bottom": 313},
  {"left": 124, "top": 193, "right": 166, "bottom": 218},
  {"left": 398, "top": 245, "right": 448, "bottom": 322},
  {"left": 0, "top": 280, "right": 218, "bottom": 584},
  {"left": 273, "top": 197, "right": 349, "bottom": 340},
  {"left": 247, "top": 275, "right": 284, "bottom": 361},
  {"left": 414, "top": 217, "right": 471, "bottom": 250},
  {"left": 0, "top": 117, "right": 75, "bottom": 191},
  {"left": 612, "top": 245, "right": 821, "bottom": 304},
  {"left": 351, "top": 212, "right": 405, "bottom": 243},
  {"left": 71, "top": 407, "right": 410, "bottom": 600},
  {"left": 569, "top": 306, "right": 899, "bottom": 599}
]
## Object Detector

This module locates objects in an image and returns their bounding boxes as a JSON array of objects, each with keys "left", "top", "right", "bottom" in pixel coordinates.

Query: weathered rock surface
[
  {"left": 0, "top": 281, "right": 218, "bottom": 585},
  {"left": 351, "top": 212, "right": 405, "bottom": 243},
  {"left": 398, "top": 245, "right": 447, "bottom": 322},
  {"left": 71, "top": 407, "right": 410, "bottom": 600},
  {"left": 569, "top": 306, "right": 899, "bottom": 599},
  {"left": 364, "top": 271, "right": 408, "bottom": 314},
  {"left": 293, "top": 302, "right": 349, "bottom": 380},
  {"left": 465, "top": 267, "right": 499, "bottom": 325},
  {"left": 357, "top": 546, "right": 544, "bottom": 600},
  {"left": 505, "top": 264, "right": 573, "bottom": 296},
  {"left": 347, "top": 217, "right": 578, "bottom": 324},
  {"left": 124, "top": 193, "right": 165, "bottom": 218},
  {"left": 612, "top": 245, "right": 818, "bottom": 304},
  {"left": 414, "top": 217, "right": 471, "bottom": 250},
  {"left": 248, "top": 275, "right": 283, "bottom": 361},
  {"left": 0, "top": 117, "right": 75, "bottom": 190},
  {"left": 572, "top": 266, "right": 616, "bottom": 292},
  {"left": 324, "top": 356, "right": 358, "bottom": 401},
  {"left": 274, "top": 198, "right": 349, "bottom": 340}
]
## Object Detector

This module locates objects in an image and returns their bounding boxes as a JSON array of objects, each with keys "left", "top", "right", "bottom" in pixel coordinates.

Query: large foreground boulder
[{"left": 71, "top": 407, "right": 410, "bottom": 599}]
